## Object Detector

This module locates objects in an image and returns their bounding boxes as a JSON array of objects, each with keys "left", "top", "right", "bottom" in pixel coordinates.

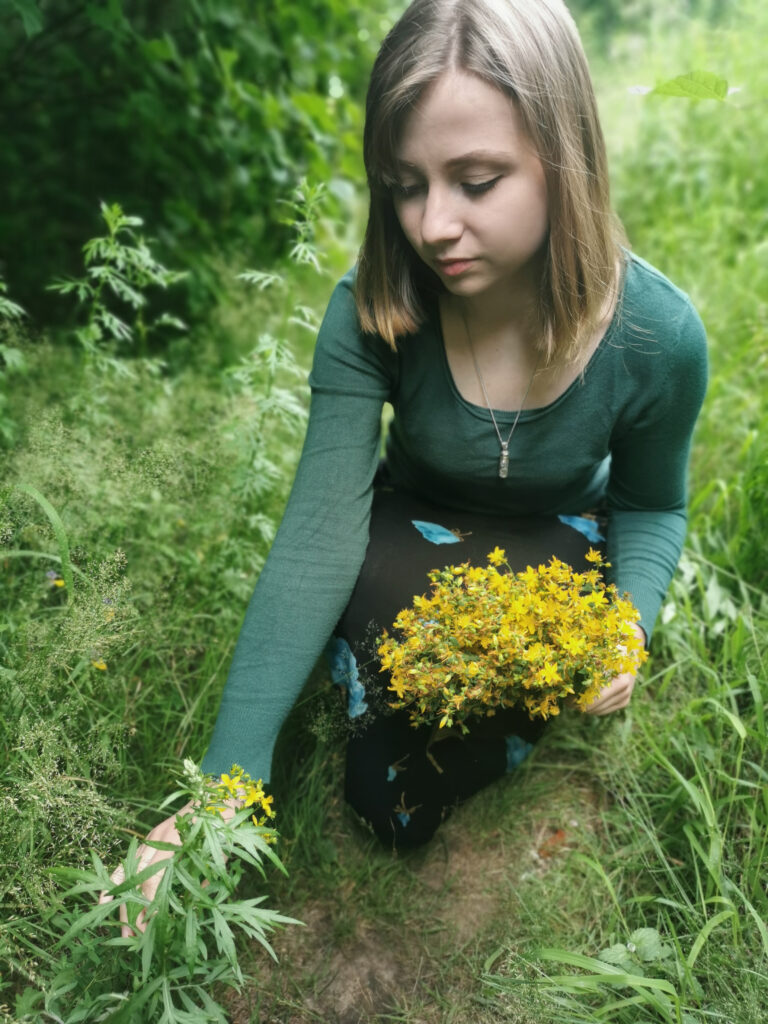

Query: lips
[{"left": 435, "top": 257, "right": 476, "bottom": 276}]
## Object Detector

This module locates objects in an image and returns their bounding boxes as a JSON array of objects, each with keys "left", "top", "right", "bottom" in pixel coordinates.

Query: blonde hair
[{"left": 356, "top": 0, "right": 627, "bottom": 364}]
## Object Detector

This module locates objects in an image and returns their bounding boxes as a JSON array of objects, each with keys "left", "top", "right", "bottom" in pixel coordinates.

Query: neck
[
  {"left": 449, "top": 265, "right": 544, "bottom": 349},
  {"left": 450, "top": 290, "right": 542, "bottom": 365}
]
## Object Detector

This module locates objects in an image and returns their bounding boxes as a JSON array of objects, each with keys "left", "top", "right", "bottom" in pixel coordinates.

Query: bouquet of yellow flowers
[{"left": 377, "top": 547, "right": 647, "bottom": 730}]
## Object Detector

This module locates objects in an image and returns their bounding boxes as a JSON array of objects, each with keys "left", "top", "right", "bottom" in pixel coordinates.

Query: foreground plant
[
  {"left": 12, "top": 761, "right": 298, "bottom": 1023},
  {"left": 379, "top": 548, "right": 647, "bottom": 730}
]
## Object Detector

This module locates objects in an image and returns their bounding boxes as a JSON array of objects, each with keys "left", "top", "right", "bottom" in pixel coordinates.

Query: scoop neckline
[{"left": 430, "top": 281, "right": 623, "bottom": 424}]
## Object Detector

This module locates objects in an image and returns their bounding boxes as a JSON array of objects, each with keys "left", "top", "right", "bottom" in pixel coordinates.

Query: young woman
[{"left": 104, "top": 0, "right": 707, "bottom": 927}]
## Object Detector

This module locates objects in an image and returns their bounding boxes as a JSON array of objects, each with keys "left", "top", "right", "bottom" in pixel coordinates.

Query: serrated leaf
[
  {"left": 630, "top": 927, "right": 673, "bottom": 961},
  {"left": 598, "top": 943, "right": 634, "bottom": 966},
  {"left": 597, "top": 944, "right": 646, "bottom": 976},
  {"left": 0, "top": 345, "right": 26, "bottom": 370},
  {"left": 237, "top": 269, "right": 285, "bottom": 291},
  {"left": 652, "top": 71, "right": 728, "bottom": 101}
]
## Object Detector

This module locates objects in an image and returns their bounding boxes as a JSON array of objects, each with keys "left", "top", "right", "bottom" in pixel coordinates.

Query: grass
[{"left": 1, "top": 0, "right": 767, "bottom": 1021}]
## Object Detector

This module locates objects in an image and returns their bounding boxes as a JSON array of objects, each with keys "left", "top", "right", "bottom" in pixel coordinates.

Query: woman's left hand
[{"left": 582, "top": 622, "right": 647, "bottom": 716}]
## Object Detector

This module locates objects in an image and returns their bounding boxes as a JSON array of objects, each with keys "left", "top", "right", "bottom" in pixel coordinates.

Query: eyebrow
[{"left": 394, "top": 149, "right": 514, "bottom": 172}]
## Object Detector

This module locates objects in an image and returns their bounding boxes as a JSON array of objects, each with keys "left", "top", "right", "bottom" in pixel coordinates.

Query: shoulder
[
  {"left": 607, "top": 252, "right": 708, "bottom": 421},
  {"left": 618, "top": 252, "right": 707, "bottom": 357},
  {"left": 611, "top": 252, "right": 707, "bottom": 383},
  {"left": 318, "top": 266, "right": 358, "bottom": 330},
  {"left": 310, "top": 267, "right": 397, "bottom": 396}
]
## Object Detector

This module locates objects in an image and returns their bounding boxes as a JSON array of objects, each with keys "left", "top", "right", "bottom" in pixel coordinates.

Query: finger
[
  {"left": 99, "top": 860, "right": 127, "bottom": 906},
  {"left": 126, "top": 906, "right": 147, "bottom": 937},
  {"left": 583, "top": 676, "right": 635, "bottom": 714},
  {"left": 120, "top": 899, "right": 133, "bottom": 939},
  {"left": 111, "top": 845, "right": 166, "bottom": 937},
  {"left": 588, "top": 697, "right": 630, "bottom": 715},
  {"left": 585, "top": 685, "right": 634, "bottom": 714}
]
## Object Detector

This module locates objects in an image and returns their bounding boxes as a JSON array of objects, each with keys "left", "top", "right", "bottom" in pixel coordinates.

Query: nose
[{"left": 419, "top": 185, "right": 463, "bottom": 249}]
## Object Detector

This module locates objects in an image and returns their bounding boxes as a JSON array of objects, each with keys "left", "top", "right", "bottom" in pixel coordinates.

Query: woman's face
[{"left": 392, "top": 70, "right": 549, "bottom": 305}]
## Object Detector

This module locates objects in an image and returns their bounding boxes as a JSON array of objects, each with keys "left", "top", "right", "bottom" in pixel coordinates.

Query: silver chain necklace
[{"left": 460, "top": 308, "right": 539, "bottom": 479}]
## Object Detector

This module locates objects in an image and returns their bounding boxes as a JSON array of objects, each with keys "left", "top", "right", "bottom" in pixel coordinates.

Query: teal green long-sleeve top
[{"left": 202, "top": 251, "right": 708, "bottom": 783}]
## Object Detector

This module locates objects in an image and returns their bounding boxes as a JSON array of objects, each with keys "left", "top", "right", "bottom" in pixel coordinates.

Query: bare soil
[{"left": 226, "top": 768, "right": 603, "bottom": 1024}]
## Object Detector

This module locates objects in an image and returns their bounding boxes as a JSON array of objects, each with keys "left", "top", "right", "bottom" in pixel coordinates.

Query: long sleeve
[
  {"left": 605, "top": 298, "right": 708, "bottom": 641},
  {"left": 201, "top": 273, "right": 396, "bottom": 782}
]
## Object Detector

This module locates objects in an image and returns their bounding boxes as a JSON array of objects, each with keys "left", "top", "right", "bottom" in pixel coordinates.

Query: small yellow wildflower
[
  {"left": 208, "top": 766, "right": 276, "bottom": 837},
  {"left": 91, "top": 659, "right": 108, "bottom": 671},
  {"left": 539, "top": 662, "right": 561, "bottom": 685},
  {"left": 488, "top": 546, "right": 506, "bottom": 566}
]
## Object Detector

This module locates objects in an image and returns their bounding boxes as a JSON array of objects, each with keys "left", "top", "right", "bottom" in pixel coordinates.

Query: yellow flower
[
  {"left": 488, "top": 546, "right": 506, "bottom": 566},
  {"left": 91, "top": 659, "right": 107, "bottom": 671},
  {"left": 538, "top": 662, "right": 561, "bottom": 685},
  {"left": 208, "top": 766, "right": 276, "bottom": 835},
  {"left": 219, "top": 772, "right": 242, "bottom": 798},
  {"left": 557, "top": 631, "right": 587, "bottom": 656},
  {"left": 584, "top": 548, "right": 603, "bottom": 564}
]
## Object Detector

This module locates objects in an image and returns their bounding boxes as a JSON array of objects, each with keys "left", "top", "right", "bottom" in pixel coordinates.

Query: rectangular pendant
[{"left": 498, "top": 448, "right": 509, "bottom": 479}]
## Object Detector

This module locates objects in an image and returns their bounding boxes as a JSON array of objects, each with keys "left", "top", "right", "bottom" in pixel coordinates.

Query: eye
[
  {"left": 391, "top": 181, "right": 425, "bottom": 200},
  {"left": 462, "top": 175, "right": 502, "bottom": 196}
]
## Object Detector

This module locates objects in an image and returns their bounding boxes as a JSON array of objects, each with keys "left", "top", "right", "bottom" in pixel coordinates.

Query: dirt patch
[
  {"left": 227, "top": 903, "right": 420, "bottom": 1024},
  {"left": 227, "top": 769, "right": 604, "bottom": 1022},
  {"left": 408, "top": 771, "right": 603, "bottom": 947}
]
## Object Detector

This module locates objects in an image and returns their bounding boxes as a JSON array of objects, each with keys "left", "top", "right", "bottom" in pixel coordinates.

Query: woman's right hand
[
  {"left": 99, "top": 796, "right": 243, "bottom": 937},
  {"left": 98, "top": 800, "right": 193, "bottom": 937}
]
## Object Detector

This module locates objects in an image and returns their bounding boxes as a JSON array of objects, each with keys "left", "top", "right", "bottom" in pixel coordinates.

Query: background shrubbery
[
  {"left": 0, "top": 0, "right": 392, "bottom": 323},
  {"left": 1, "top": 0, "right": 767, "bottom": 1021}
]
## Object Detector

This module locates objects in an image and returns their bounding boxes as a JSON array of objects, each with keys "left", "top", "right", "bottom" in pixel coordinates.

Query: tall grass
[{"left": 484, "top": 2, "right": 768, "bottom": 1020}]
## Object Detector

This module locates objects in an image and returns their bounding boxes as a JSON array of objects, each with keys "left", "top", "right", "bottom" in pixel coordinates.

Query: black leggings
[{"left": 328, "top": 487, "right": 605, "bottom": 850}]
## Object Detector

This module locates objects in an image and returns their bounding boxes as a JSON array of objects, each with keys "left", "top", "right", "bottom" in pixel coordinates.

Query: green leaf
[
  {"left": 0, "top": 345, "right": 26, "bottom": 370},
  {"left": 15, "top": 986, "right": 44, "bottom": 1017},
  {"left": 629, "top": 927, "right": 673, "bottom": 962},
  {"left": 143, "top": 37, "right": 179, "bottom": 63},
  {"left": 598, "top": 943, "right": 636, "bottom": 969},
  {"left": 0, "top": 279, "right": 27, "bottom": 322},
  {"left": 686, "top": 909, "right": 735, "bottom": 970},
  {"left": 11, "top": 0, "right": 43, "bottom": 37},
  {"left": 652, "top": 71, "right": 728, "bottom": 101}
]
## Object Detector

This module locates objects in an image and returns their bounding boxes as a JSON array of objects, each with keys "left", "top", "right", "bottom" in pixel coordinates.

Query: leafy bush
[
  {"left": 0, "top": 277, "right": 27, "bottom": 443},
  {"left": 0, "top": 0, "right": 378, "bottom": 324}
]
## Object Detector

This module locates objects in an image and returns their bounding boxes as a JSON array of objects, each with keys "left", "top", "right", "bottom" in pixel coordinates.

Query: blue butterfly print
[
  {"left": 505, "top": 734, "right": 534, "bottom": 772},
  {"left": 411, "top": 520, "right": 461, "bottom": 544},
  {"left": 325, "top": 636, "right": 368, "bottom": 718},
  {"left": 558, "top": 514, "right": 605, "bottom": 543}
]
